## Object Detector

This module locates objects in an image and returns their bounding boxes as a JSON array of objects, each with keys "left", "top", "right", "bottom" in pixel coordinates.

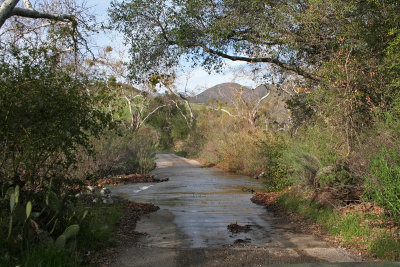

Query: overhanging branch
[
  {"left": 0, "top": 0, "right": 76, "bottom": 29},
  {"left": 196, "top": 43, "right": 320, "bottom": 81},
  {"left": 10, "top": 7, "right": 76, "bottom": 25}
]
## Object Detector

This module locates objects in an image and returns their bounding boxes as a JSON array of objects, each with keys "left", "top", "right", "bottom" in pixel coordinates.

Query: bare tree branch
[
  {"left": 10, "top": 7, "right": 76, "bottom": 24},
  {"left": 159, "top": 77, "right": 196, "bottom": 124},
  {"left": 251, "top": 92, "right": 270, "bottom": 121},
  {"left": 0, "top": 0, "right": 76, "bottom": 29},
  {"left": 138, "top": 104, "right": 168, "bottom": 129},
  {"left": 172, "top": 100, "right": 189, "bottom": 126}
]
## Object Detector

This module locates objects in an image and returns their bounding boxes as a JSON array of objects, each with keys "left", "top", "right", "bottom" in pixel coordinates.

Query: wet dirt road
[{"left": 112, "top": 153, "right": 360, "bottom": 266}]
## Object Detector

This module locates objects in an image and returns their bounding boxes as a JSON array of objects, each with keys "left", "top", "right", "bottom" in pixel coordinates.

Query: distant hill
[
  {"left": 190, "top": 83, "right": 248, "bottom": 104},
  {"left": 190, "top": 82, "right": 272, "bottom": 104}
]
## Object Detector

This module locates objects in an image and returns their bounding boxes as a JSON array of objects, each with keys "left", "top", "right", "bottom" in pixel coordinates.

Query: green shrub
[
  {"left": 363, "top": 148, "right": 400, "bottom": 218},
  {"left": 282, "top": 122, "right": 348, "bottom": 189},
  {"left": 258, "top": 132, "right": 290, "bottom": 192},
  {"left": 0, "top": 47, "right": 109, "bottom": 189},
  {"left": 20, "top": 247, "right": 74, "bottom": 267},
  {"left": 147, "top": 99, "right": 191, "bottom": 150},
  {"left": 77, "top": 202, "right": 122, "bottom": 251},
  {"left": 330, "top": 213, "right": 370, "bottom": 242}
]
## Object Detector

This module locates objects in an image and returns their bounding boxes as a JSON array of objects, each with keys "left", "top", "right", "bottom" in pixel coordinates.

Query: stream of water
[{"left": 112, "top": 153, "right": 275, "bottom": 248}]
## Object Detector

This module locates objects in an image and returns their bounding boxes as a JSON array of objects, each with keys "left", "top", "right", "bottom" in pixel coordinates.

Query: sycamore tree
[{"left": 1, "top": 0, "right": 100, "bottom": 74}]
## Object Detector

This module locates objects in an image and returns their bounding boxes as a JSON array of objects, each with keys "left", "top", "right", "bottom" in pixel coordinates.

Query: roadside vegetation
[
  {"left": 0, "top": 45, "right": 151, "bottom": 265},
  {"left": 0, "top": 2, "right": 189, "bottom": 265}
]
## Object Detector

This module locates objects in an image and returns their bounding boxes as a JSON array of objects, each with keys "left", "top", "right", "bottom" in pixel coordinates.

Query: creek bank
[
  {"left": 95, "top": 173, "right": 169, "bottom": 187},
  {"left": 251, "top": 191, "right": 396, "bottom": 262},
  {"left": 76, "top": 172, "right": 170, "bottom": 204}
]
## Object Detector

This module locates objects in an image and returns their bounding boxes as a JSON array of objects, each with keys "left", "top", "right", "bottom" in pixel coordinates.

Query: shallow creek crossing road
[{"left": 112, "top": 153, "right": 361, "bottom": 267}]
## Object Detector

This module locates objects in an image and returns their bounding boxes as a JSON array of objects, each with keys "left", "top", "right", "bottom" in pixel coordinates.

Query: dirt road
[{"left": 112, "top": 153, "right": 360, "bottom": 266}]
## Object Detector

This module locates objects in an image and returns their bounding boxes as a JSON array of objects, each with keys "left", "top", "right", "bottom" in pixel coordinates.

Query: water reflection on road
[{"left": 112, "top": 153, "right": 273, "bottom": 248}]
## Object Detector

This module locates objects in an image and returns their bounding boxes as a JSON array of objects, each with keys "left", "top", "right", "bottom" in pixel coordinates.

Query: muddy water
[{"left": 112, "top": 153, "right": 274, "bottom": 248}]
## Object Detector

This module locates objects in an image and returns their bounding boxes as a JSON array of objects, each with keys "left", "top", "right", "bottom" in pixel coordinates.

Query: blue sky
[{"left": 83, "top": 0, "right": 256, "bottom": 93}]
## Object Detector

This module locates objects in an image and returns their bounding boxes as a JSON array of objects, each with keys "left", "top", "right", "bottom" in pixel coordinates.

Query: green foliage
[
  {"left": 329, "top": 213, "right": 370, "bottom": 242},
  {"left": 109, "top": 0, "right": 346, "bottom": 82},
  {"left": 258, "top": 133, "right": 290, "bottom": 192},
  {"left": 282, "top": 123, "right": 345, "bottom": 188},
  {"left": 2, "top": 185, "right": 87, "bottom": 250},
  {"left": 369, "top": 233, "right": 400, "bottom": 261},
  {"left": 148, "top": 98, "right": 190, "bottom": 150},
  {"left": 77, "top": 202, "right": 122, "bottom": 251},
  {"left": 0, "top": 184, "right": 124, "bottom": 265},
  {"left": 0, "top": 44, "right": 119, "bottom": 262},
  {"left": 278, "top": 193, "right": 333, "bottom": 225},
  {"left": 55, "top": 225, "right": 80, "bottom": 249},
  {"left": 18, "top": 246, "right": 75, "bottom": 267},
  {"left": 0, "top": 200, "right": 123, "bottom": 266},
  {"left": 286, "top": 92, "right": 315, "bottom": 130},
  {"left": 363, "top": 148, "right": 400, "bottom": 218},
  {"left": 0, "top": 46, "right": 109, "bottom": 189}
]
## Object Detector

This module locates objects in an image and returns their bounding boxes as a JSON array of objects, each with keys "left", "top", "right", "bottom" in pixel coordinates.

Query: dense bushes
[
  {"left": 147, "top": 99, "right": 191, "bottom": 150},
  {"left": 181, "top": 110, "right": 289, "bottom": 191},
  {"left": 184, "top": 110, "right": 265, "bottom": 174},
  {"left": 0, "top": 46, "right": 158, "bottom": 265},
  {"left": 0, "top": 47, "right": 109, "bottom": 190}
]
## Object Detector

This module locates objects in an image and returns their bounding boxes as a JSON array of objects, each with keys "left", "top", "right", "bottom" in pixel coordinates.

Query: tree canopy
[{"left": 110, "top": 0, "right": 400, "bottom": 85}]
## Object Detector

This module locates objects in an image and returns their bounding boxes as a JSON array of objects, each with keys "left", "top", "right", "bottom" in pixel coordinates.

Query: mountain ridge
[{"left": 190, "top": 82, "right": 270, "bottom": 104}]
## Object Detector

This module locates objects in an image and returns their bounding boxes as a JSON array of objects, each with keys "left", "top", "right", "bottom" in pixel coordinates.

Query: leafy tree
[
  {"left": 0, "top": 45, "right": 110, "bottom": 190},
  {"left": 147, "top": 96, "right": 191, "bottom": 150}
]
